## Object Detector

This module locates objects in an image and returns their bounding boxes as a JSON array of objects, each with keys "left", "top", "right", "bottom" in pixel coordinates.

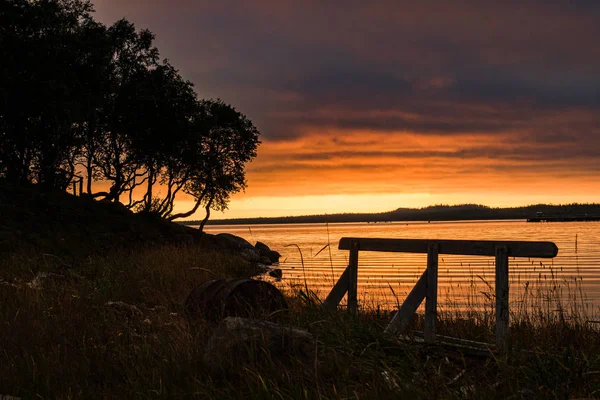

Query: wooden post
[
  {"left": 385, "top": 270, "right": 427, "bottom": 336},
  {"left": 347, "top": 240, "right": 359, "bottom": 313},
  {"left": 322, "top": 267, "right": 350, "bottom": 311},
  {"left": 495, "top": 245, "right": 509, "bottom": 351},
  {"left": 424, "top": 243, "right": 439, "bottom": 343}
]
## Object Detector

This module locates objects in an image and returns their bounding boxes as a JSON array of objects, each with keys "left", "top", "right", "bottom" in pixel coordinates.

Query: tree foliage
[{"left": 0, "top": 0, "right": 260, "bottom": 229}]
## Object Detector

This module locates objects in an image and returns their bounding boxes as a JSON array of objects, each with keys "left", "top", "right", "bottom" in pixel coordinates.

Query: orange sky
[
  {"left": 93, "top": 1, "right": 600, "bottom": 219},
  {"left": 171, "top": 127, "right": 600, "bottom": 219}
]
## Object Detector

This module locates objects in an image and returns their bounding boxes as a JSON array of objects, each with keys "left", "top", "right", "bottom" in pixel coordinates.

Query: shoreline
[
  {"left": 180, "top": 203, "right": 600, "bottom": 226},
  {"left": 190, "top": 217, "right": 600, "bottom": 227}
]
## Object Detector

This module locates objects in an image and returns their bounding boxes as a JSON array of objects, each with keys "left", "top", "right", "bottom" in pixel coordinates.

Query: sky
[{"left": 93, "top": 1, "right": 600, "bottom": 219}]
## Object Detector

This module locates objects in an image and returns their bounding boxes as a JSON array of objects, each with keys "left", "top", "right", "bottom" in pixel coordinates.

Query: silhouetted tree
[
  {"left": 73, "top": 22, "right": 115, "bottom": 195},
  {"left": 90, "top": 19, "right": 160, "bottom": 203},
  {"left": 167, "top": 100, "right": 260, "bottom": 229},
  {"left": 0, "top": 0, "right": 261, "bottom": 226},
  {"left": 1, "top": 0, "right": 99, "bottom": 189},
  {"left": 123, "top": 61, "right": 198, "bottom": 212}
]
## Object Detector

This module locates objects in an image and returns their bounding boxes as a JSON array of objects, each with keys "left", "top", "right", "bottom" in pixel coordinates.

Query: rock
[
  {"left": 216, "top": 233, "right": 254, "bottom": 251},
  {"left": 255, "top": 263, "right": 270, "bottom": 274},
  {"left": 240, "top": 248, "right": 260, "bottom": 262},
  {"left": 255, "top": 241, "right": 271, "bottom": 253},
  {"left": 255, "top": 241, "right": 281, "bottom": 264},
  {"left": 185, "top": 278, "right": 288, "bottom": 322},
  {"left": 266, "top": 250, "right": 281, "bottom": 264},
  {"left": 204, "top": 317, "right": 316, "bottom": 373},
  {"left": 259, "top": 256, "right": 272, "bottom": 265},
  {"left": 268, "top": 268, "right": 283, "bottom": 281}
]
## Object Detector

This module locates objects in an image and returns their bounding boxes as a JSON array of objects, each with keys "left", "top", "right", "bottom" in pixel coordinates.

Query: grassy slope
[
  {"left": 2, "top": 247, "right": 600, "bottom": 399},
  {"left": 1, "top": 185, "right": 600, "bottom": 398},
  {"left": 0, "top": 182, "right": 212, "bottom": 259}
]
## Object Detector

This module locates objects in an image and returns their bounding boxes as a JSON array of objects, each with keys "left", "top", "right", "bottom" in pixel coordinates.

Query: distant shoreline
[{"left": 179, "top": 203, "right": 600, "bottom": 226}]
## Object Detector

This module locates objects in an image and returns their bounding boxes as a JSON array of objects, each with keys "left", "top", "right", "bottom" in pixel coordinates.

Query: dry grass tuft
[{"left": 1, "top": 245, "right": 600, "bottom": 398}]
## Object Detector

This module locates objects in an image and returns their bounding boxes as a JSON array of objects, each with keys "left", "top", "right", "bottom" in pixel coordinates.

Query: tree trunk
[
  {"left": 86, "top": 151, "right": 93, "bottom": 194},
  {"left": 114, "top": 164, "right": 121, "bottom": 203},
  {"left": 145, "top": 167, "right": 154, "bottom": 212},
  {"left": 167, "top": 190, "right": 207, "bottom": 221},
  {"left": 198, "top": 197, "right": 214, "bottom": 232}
]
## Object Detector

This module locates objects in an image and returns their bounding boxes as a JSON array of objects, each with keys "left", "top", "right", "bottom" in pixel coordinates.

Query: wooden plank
[
  {"left": 414, "top": 331, "right": 493, "bottom": 349},
  {"left": 347, "top": 241, "right": 359, "bottom": 313},
  {"left": 385, "top": 270, "right": 427, "bottom": 336},
  {"left": 322, "top": 266, "right": 350, "bottom": 312},
  {"left": 495, "top": 245, "right": 509, "bottom": 351},
  {"left": 339, "top": 238, "right": 558, "bottom": 258},
  {"left": 424, "top": 243, "right": 438, "bottom": 343},
  {"left": 411, "top": 332, "right": 494, "bottom": 357}
]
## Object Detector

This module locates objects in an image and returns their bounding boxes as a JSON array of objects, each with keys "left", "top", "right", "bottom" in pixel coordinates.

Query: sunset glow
[{"left": 94, "top": 1, "right": 600, "bottom": 219}]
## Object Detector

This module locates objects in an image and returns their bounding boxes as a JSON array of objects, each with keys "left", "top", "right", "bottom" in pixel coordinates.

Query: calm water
[{"left": 205, "top": 220, "right": 600, "bottom": 314}]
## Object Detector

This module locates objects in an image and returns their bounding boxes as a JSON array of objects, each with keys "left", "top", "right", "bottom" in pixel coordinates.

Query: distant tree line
[
  {"left": 184, "top": 203, "right": 600, "bottom": 225},
  {"left": 0, "top": 0, "right": 260, "bottom": 229}
]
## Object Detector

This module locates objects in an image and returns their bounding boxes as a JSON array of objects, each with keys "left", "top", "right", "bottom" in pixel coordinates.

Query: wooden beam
[
  {"left": 339, "top": 238, "right": 558, "bottom": 258},
  {"left": 322, "top": 267, "right": 350, "bottom": 312},
  {"left": 424, "top": 243, "right": 438, "bottom": 343},
  {"left": 495, "top": 245, "right": 509, "bottom": 351},
  {"left": 411, "top": 331, "right": 494, "bottom": 357},
  {"left": 385, "top": 270, "right": 427, "bottom": 336},
  {"left": 347, "top": 240, "right": 359, "bottom": 313}
]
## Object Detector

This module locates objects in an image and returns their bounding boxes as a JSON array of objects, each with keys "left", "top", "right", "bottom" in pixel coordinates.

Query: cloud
[{"left": 92, "top": 0, "right": 600, "bottom": 215}]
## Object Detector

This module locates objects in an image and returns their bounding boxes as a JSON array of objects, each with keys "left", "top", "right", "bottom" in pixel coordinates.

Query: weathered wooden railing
[{"left": 322, "top": 238, "right": 559, "bottom": 351}]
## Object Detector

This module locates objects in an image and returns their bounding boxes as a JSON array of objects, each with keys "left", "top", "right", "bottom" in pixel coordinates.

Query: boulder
[
  {"left": 255, "top": 241, "right": 281, "bottom": 264},
  {"left": 185, "top": 278, "right": 288, "bottom": 322},
  {"left": 268, "top": 268, "right": 283, "bottom": 281},
  {"left": 259, "top": 256, "right": 272, "bottom": 266},
  {"left": 204, "top": 317, "right": 316, "bottom": 373},
  {"left": 216, "top": 233, "right": 254, "bottom": 251},
  {"left": 255, "top": 241, "right": 271, "bottom": 253},
  {"left": 266, "top": 250, "right": 281, "bottom": 264},
  {"left": 240, "top": 248, "right": 260, "bottom": 262}
]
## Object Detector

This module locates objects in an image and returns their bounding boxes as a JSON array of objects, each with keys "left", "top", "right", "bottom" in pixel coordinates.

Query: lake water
[{"left": 204, "top": 220, "right": 600, "bottom": 315}]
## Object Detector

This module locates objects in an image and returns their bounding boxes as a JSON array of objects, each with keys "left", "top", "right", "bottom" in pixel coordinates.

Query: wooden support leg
[
  {"left": 385, "top": 270, "right": 427, "bottom": 336},
  {"left": 424, "top": 243, "right": 439, "bottom": 343},
  {"left": 495, "top": 245, "right": 509, "bottom": 351},
  {"left": 322, "top": 267, "right": 349, "bottom": 311},
  {"left": 347, "top": 241, "right": 359, "bottom": 313}
]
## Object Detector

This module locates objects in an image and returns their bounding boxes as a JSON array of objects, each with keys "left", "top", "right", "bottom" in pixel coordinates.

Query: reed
[{"left": 1, "top": 244, "right": 600, "bottom": 399}]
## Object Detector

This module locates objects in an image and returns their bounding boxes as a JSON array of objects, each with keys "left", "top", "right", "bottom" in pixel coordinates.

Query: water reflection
[{"left": 205, "top": 220, "right": 600, "bottom": 314}]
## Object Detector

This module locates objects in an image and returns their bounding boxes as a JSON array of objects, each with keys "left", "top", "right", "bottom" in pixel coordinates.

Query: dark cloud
[{"left": 93, "top": 0, "right": 600, "bottom": 168}]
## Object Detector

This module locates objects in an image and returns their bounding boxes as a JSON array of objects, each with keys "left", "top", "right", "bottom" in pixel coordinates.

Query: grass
[{"left": 2, "top": 244, "right": 600, "bottom": 399}]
